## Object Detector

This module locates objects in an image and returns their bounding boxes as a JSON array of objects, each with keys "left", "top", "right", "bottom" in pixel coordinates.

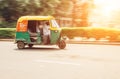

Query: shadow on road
[{"left": 14, "top": 47, "right": 66, "bottom": 52}]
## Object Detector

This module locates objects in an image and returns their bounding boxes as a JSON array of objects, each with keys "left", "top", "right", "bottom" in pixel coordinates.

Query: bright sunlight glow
[{"left": 90, "top": 0, "right": 120, "bottom": 28}]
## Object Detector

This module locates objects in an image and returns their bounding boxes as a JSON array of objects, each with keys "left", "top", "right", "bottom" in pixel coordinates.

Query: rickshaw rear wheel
[
  {"left": 28, "top": 44, "right": 33, "bottom": 48},
  {"left": 17, "top": 41, "right": 25, "bottom": 49},
  {"left": 58, "top": 40, "right": 66, "bottom": 49}
]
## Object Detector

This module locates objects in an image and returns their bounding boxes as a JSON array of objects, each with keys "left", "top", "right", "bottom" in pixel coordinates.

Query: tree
[
  {"left": 0, "top": 0, "right": 61, "bottom": 22},
  {"left": 0, "top": 0, "right": 23, "bottom": 22},
  {"left": 54, "top": 0, "right": 73, "bottom": 17},
  {"left": 17, "top": 0, "right": 61, "bottom": 16},
  {"left": 71, "top": 0, "right": 94, "bottom": 26},
  {"left": 38, "top": 0, "right": 60, "bottom": 15},
  {"left": 0, "top": 0, "right": 78, "bottom": 26}
]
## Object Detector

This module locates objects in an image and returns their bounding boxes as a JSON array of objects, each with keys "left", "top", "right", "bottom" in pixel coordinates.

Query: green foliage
[
  {"left": 0, "top": 0, "right": 22, "bottom": 21},
  {"left": 61, "top": 27, "right": 120, "bottom": 42},
  {"left": 0, "top": 27, "right": 120, "bottom": 42},
  {"left": 0, "top": 0, "right": 73, "bottom": 22},
  {"left": 0, "top": 28, "right": 15, "bottom": 38},
  {"left": 61, "top": 27, "right": 87, "bottom": 39},
  {"left": 0, "top": 22, "right": 16, "bottom": 28},
  {"left": 0, "top": 0, "right": 93, "bottom": 28},
  {"left": 38, "top": 0, "right": 61, "bottom": 15},
  {"left": 20, "top": 0, "right": 72, "bottom": 17},
  {"left": 54, "top": 0, "right": 72, "bottom": 17}
]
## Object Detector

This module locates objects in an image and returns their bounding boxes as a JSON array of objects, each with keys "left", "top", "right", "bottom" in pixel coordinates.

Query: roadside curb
[
  {"left": 66, "top": 40, "right": 120, "bottom": 45},
  {"left": 0, "top": 39, "right": 120, "bottom": 45},
  {"left": 0, "top": 39, "right": 14, "bottom": 42}
]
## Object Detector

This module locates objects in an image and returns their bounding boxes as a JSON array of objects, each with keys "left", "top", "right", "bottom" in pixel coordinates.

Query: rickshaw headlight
[{"left": 54, "top": 30, "right": 58, "bottom": 33}]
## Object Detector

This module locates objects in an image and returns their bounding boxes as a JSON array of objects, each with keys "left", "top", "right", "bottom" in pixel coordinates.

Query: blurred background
[
  {"left": 0, "top": 0, "right": 120, "bottom": 41},
  {"left": 0, "top": 0, "right": 120, "bottom": 28}
]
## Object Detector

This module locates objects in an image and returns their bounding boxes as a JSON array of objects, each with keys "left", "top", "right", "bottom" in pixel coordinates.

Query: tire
[
  {"left": 28, "top": 44, "right": 33, "bottom": 48},
  {"left": 58, "top": 40, "right": 66, "bottom": 49},
  {"left": 17, "top": 41, "right": 25, "bottom": 49}
]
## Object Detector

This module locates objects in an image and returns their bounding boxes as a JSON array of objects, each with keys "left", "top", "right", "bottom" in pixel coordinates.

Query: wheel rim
[
  {"left": 58, "top": 40, "right": 66, "bottom": 49},
  {"left": 17, "top": 42, "right": 25, "bottom": 49}
]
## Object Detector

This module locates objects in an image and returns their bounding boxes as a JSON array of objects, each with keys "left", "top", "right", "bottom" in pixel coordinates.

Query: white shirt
[
  {"left": 43, "top": 24, "right": 50, "bottom": 35},
  {"left": 36, "top": 26, "right": 40, "bottom": 33},
  {"left": 36, "top": 25, "right": 43, "bottom": 33}
]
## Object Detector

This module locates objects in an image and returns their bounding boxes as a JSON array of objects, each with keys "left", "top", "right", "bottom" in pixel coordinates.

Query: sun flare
[
  {"left": 94, "top": 0, "right": 120, "bottom": 16},
  {"left": 90, "top": 0, "right": 120, "bottom": 27}
]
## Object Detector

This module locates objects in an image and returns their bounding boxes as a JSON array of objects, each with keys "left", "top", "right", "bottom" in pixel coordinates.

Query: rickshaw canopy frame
[{"left": 17, "top": 16, "right": 55, "bottom": 22}]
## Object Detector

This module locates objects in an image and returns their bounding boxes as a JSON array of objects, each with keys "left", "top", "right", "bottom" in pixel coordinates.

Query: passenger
[
  {"left": 42, "top": 21, "right": 50, "bottom": 44},
  {"left": 36, "top": 21, "right": 43, "bottom": 35}
]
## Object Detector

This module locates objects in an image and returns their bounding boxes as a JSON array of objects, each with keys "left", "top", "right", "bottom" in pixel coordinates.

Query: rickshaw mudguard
[{"left": 15, "top": 32, "right": 31, "bottom": 43}]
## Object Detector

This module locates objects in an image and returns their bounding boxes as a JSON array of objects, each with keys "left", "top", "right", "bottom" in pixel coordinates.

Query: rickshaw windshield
[{"left": 51, "top": 20, "right": 60, "bottom": 28}]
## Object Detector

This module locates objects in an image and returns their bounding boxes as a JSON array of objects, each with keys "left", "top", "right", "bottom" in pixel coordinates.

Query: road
[{"left": 0, "top": 41, "right": 120, "bottom": 79}]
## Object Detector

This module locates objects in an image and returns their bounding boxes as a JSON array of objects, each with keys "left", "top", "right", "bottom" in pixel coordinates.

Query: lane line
[{"left": 34, "top": 60, "right": 81, "bottom": 66}]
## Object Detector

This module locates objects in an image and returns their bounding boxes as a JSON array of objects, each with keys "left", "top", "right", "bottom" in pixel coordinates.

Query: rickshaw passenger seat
[
  {"left": 29, "top": 33, "right": 37, "bottom": 37},
  {"left": 30, "top": 37, "right": 37, "bottom": 42},
  {"left": 28, "top": 30, "right": 37, "bottom": 37}
]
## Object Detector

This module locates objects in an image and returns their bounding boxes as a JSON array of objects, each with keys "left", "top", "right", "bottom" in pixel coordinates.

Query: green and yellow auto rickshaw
[{"left": 15, "top": 16, "right": 66, "bottom": 49}]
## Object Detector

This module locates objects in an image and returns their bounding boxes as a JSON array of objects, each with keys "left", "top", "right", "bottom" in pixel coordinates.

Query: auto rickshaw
[{"left": 15, "top": 16, "right": 66, "bottom": 49}]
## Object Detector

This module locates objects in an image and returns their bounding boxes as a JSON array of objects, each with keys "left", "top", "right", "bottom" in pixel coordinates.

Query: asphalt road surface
[{"left": 0, "top": 41, "right": 120, "bottom": 79}]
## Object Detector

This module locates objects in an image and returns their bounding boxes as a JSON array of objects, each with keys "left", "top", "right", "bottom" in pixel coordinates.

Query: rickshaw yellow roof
[{"left": 18, "top": 16, "right": 55, "bottom": 22}]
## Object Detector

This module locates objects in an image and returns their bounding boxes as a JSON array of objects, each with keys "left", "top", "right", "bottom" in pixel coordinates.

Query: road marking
[{"left": 34, "top": 60, "right": 81, "bottom": 66}]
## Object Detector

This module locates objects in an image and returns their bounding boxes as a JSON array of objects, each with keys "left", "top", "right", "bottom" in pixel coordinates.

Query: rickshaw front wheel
[
  {"left": 17, "top": 41, "right": 25, "bottom": 49},
  {"left": 28, "top": 44, "right": 33, "bottom": 48},
  {"left": 58, "top": 40, "right": 66, "bottom": 49}
]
